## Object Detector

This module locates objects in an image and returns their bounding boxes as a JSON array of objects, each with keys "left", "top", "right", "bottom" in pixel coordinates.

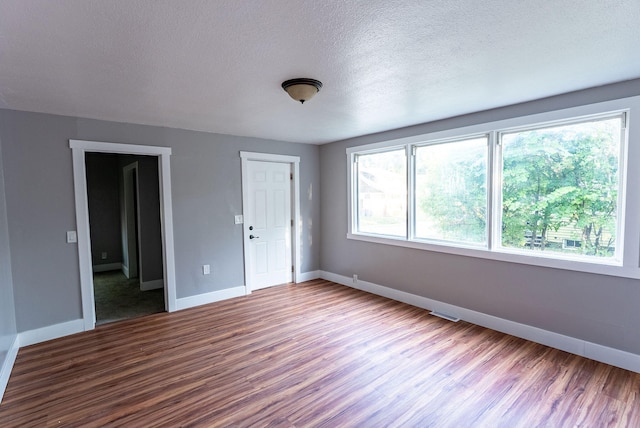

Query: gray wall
[
  {"left": 76, "top": 119, "right": 321, "bottom": 299},
  {"left": 86, "top": 153, "right": 123, "bottom": 267},
  {"left": 0, "top": 132, "right": 17, "bottom": 372},
  {"left": 320, "top": 79, "right": 640, "bottom": 355},
  {"left": 0, "top": 110, "right": 320, "bottom": 332},
  {"left": 0, "top": 111, "right": 81, "bottom": 331}
]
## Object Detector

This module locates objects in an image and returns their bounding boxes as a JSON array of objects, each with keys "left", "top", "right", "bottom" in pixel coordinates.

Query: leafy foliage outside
[
  {"left": 415, "top": 137, "right": 487, "bottom": 245},
  {"left": 501, "top": 118, "right": 620, "bottom": 257},
  {"left": 356, "top": 116, "right": 622, "bottom": 260}
]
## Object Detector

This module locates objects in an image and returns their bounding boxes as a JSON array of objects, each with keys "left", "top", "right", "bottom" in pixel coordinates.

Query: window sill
[{"left": 347, "top": 232, "right": 640, "bottom": 279}]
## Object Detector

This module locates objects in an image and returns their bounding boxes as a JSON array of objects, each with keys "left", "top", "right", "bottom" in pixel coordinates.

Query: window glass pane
[
  {"left": 357, "top": 149, "right": 407, "bottom": 237},
  {"left": 414, "top": 137, "right": 488, "bottom": 245},
  {"left": 500, "top": 117, "right": 622, "bottom": 259}
]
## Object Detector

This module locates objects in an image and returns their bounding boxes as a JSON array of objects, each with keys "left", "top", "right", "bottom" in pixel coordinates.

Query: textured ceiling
[{"left": 1, "top": 1, "right": 639, "bottom": 144}]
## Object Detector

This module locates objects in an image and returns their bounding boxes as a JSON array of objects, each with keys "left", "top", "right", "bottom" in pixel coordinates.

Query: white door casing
[
  {"left": 70, "top": 140, "right": 177, "bottom": 331},
  {"left": 122, "top": 162, "right": 139, "bottom": 280},
  {"left": 241, "top": 152, "right": 301, "bottom": 293}
]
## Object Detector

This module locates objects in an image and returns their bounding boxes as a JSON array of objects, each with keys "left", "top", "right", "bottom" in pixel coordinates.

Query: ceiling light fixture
[{"left": 281, "top": 78, "right": 323, "bottom": 104}]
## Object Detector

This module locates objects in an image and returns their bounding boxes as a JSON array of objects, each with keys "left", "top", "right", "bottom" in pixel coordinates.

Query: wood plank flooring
[{"left": 1, "top": 279, "right": 640, "bottom": 427}]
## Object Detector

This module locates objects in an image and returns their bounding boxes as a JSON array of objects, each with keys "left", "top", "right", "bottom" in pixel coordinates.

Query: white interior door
[{"left": 245, "top": 160, "right": 292, "bottom": 290}]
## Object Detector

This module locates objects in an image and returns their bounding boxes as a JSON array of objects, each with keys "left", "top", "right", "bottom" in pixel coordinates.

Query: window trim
[
  {"left": 347, "top": 96, "right": 640, "bottom": 279},
  {"left": 412, "top": 134, "right": 490, "bottom": 246},
  {"left": 494, "top": 112, "right": 627, "bottom": 263}
]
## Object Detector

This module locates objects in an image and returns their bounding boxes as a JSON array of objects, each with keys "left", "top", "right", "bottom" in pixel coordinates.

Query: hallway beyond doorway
[{"left": 93, "top": 271, "right": 164, "bottom": 325}]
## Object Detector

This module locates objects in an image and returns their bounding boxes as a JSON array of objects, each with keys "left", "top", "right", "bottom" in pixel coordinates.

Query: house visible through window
[
  {"left": 499, "top": 117, "right": 621, "bottom": 259},
  {"left": 356, "top": 148, "right": 407, "bottom": 238},
  {"left": 563, "top": 239, "right": 582, "bottom": 249}
]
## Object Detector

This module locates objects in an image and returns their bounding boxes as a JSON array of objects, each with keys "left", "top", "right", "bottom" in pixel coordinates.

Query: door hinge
[
  {"left": 291, "top": 265, "right": 294, "bottom": 273},
  {"left": 291, "top": 219, "right": 294, "bottom": 227},
  {"left": 290, "top": 173, "right": 293, "bottom": 180}
]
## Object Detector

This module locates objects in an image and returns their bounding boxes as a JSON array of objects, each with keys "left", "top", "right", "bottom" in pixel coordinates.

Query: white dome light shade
[{"left": 281, "top": 78, "right": 323, "bottom": 104}]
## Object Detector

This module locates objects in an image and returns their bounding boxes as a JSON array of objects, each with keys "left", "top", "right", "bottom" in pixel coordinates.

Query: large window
[
  {"left": 347, "top": 100, "right": 637, "bottom": 277},
  {"left": 414, "top": 136, "right": 488, "bottom": 245},
  {"left": 499, "top": 117, "right": 622, "bottom": 259},
  {"left": 356, "top": 148, "right": 407, "bottom": 237}
]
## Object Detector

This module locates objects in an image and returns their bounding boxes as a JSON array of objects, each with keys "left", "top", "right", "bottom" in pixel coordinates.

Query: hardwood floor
[{"left": 1, "top": 279, "right": 640, "bottom": 427}]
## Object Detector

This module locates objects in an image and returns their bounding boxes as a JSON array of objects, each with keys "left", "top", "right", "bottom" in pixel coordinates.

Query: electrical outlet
[
  {"left": 353, "top": 274, "right": 358, "bottom": 283},
  {"left": 202, "top": 264, "right": 210, "bottom": 275},
  {"left": 101, "top": 252, "right": 107, "bottom": 260}
]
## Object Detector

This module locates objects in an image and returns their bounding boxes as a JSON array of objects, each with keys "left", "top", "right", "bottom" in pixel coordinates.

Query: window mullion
[
  {"left": 407, "top": 144, "right": 415, "bottom": 241},
  {"left": 486, "top": 132, "right": 494, "bottom": 250},
  {"left": 491, "top": 131, "right": 504, "bottom": 252},
  {"left": 352, "top": 153, "right": 359, "bottom": 234}
]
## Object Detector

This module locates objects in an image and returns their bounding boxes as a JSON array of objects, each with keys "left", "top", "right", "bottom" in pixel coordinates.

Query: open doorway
[
  {"left": 85, "top": 152, "right": 165, "bottom": 325},
  {"left": 71, "top": 139, "right": 177, "bottom": 331}
]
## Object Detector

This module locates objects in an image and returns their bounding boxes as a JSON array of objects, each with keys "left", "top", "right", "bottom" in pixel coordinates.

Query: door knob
[{"left": 250, "top": 235, "right": 259, "bottom": 239}]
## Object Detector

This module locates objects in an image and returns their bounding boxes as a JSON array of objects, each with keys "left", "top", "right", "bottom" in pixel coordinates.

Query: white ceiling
[{"left": 1, "top": 1, "right": 639, "bottom": 144}]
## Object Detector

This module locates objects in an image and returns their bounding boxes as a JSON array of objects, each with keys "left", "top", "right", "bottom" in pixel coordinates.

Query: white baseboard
[
  {"left": 140, "top": 279, "right": 164, "bottom": 291},
  {"left": 320, "top": 271, "right": 640, "bottom": 374},
  {"left": 297, "top": 270, "right": 321, "bottom": 283},
  {"left": 0, "top": 335, "right": 19, "bottom": 404},
  {"left": 92, "top": 263, "right": 122, "bottom": 273},
  {"left": 175, "top": 286, "right": 247, "bottom": 311},
  {"left": 18, "top": 319, "right": 85, "bottom": 348}
]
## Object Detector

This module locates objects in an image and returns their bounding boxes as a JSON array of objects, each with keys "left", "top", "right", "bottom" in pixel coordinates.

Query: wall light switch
[
  {"left": 234, "top": 215, "right": 244, "bottom": 224},
  {"left": 66, "top": 231, "right": 77, "bottom": 243},
  {"left": 101, "top": 252, "right": 108, "bottom": 260},
  {"left": 202, "top": 264, "right": 210, "bottom": 275}
]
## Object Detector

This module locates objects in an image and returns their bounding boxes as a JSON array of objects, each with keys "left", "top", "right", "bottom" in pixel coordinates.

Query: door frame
[
  {"left": 240, "top": 151, "right": 300, "bottom": 293},
  {"left": 70, "top": 139, "right": 177, "bottom": 331},
  {"left": 121, "top": 162, "right": 140, "bottom": 281}
]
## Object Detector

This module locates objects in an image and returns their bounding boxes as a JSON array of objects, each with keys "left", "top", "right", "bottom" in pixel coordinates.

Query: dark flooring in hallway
[{"left": 93, "top": 270, "right": 164, "bottom": 325}]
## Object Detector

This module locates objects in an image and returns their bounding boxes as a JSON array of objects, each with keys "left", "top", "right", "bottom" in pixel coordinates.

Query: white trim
[
  {"left": 159, "top": 151, "right": 178, "bottom": 312},
  {"left": 71, "top": 146, "right": 95, "bottom": 330},
  {"left": 0, "top": 335, "right": 19, "bottom": 404},
  {"left": 346, "top": 96, "right": 640, "bottom": 280},
  {"left": 70, "top": 139, "right": 171, "bottom": 156},
  {"left": 122, "top": 162, "right": 140, "bottom": 281},
  {"left": 70, "top": 139, "right": 178, "bottom": 331},
  {"left": 346, "top": 233, "right": 640, "bottom": 279},
  {"left": 18, "top": 319, "right": 84, "bottom": 347},
  {"left": 240, "top": 151, "right": 300, "bottom": 163},
  {"left": 140, "top": 279, "right": 164, "bottom": 291},
  {"left": 239, "top": 151, "right": 301, "bottom": 292},
  {"left": 296, "top": 270, "right": 321, "bottom": 282},
  {"left": 92, "top": 263, "right": 122, "bottom": 273},
  {"left": 319, "top": 270, "right": 640, "bottom": 373},
  {"left": 175, "top": 286, "right": 246, "bottom": 311}
]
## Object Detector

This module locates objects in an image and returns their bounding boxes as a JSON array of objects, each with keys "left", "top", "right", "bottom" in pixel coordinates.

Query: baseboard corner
[
  {"left": 0, "top": 335, "right": 19, "bottom": 404},
  {"left": 140, "top": 279, "right": 164, "bottom": 291},
  {"left": 18, "top": 319, "right": 85, "bottom": 348},
  {"left": 297, "top": 270, "right": 321, "bottom": 283}
]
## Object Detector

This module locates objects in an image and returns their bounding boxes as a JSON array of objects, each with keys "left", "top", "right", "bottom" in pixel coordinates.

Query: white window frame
[
  {"left": 411, "top": 134, "right": 490, "bottom": 248},
  {"left": 347, "top": 96, "right": 640, "bottom": 279}
]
